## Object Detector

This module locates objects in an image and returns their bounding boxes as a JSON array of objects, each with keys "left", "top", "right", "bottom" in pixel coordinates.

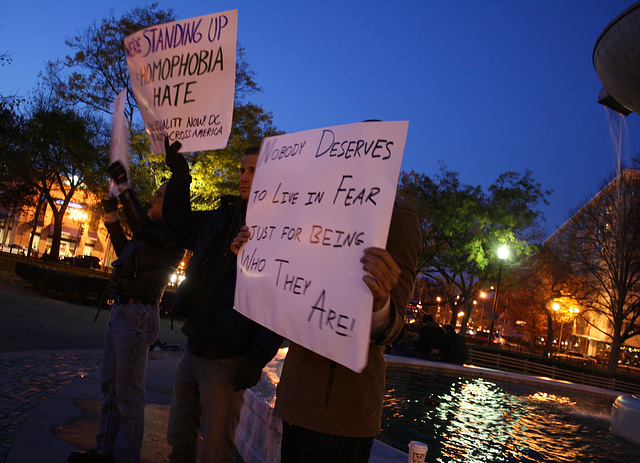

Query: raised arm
[
  {"left": 102, "top": 196, "right": 128, "bottom": 256},
  {"left": 161, "top": 139, "right": 210, "bottom": 249}
]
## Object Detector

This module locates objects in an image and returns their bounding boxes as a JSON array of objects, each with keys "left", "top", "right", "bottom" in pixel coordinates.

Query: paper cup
[{"left": 408, "top": 440, "right": 428, "bottom": 463}]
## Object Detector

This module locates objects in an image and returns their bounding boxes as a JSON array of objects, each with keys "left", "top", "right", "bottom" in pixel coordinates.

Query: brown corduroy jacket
[{"left": 274, "top": 197, "right": 422, "bottom": 437}]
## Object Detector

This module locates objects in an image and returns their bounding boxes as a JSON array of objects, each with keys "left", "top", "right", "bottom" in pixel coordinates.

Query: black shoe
[{"left": 68, "top": 449, "right": 114, "bottom": 463}]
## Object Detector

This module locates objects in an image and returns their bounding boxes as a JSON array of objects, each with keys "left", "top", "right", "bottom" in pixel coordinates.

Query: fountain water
[
  {"left": 243, "top": 351, "right": 640, "bottom": 462},
  {"left": 381, "top": 366, "right": 639, "bottom": 462}
]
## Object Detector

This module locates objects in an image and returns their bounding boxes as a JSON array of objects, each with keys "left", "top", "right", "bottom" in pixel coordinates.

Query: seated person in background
[
  {"left": 405, "top": 314, "right": 445, "bottom": 360},
  {"left": 441, "top": 324, "right": 469, "bottom": 365},
  {"left": 388, "top": 339, "right": 408, "bottom": 356}
]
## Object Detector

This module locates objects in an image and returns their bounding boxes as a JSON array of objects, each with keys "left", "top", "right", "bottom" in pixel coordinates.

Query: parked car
[
  {"left": 4, "top": 244, "right": 27, "bottom": 255},
  {"left": 465, "top": 330, "right": 504, "bottom": 345},
  {"left": 61, "top": 255, "right": 102, "bottom": 269},
  {"left": 553, "top": 351, "right": 597, "bottom": 366}
]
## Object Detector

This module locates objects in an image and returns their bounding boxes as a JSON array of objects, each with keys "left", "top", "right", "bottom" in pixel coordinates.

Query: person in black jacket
[
  {"left": 441, "top": 324, "right": 469, "bottom": 365},
  {"left": 162, "top": 139, "right": 283, "bottom": 463},
  {"left": 69, "top": 162, "right": 184, "bottom": 463},
  {"left": 406, "top": 314, "right": 446, "bottom": 361}
]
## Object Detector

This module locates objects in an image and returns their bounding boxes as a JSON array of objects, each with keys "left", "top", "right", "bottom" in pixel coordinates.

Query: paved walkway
[
  {"left": 0, "top": 348, "right": 183, "bottom": 463},
  {"left": 0, "top": 350, "right": 102, "bottom": 461},
  {"left": 0, "top": 279, "right": 187, "bottom": 463}
]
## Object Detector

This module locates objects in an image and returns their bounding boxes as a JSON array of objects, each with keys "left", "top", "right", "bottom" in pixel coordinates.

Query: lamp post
[
  {"left": 570, "top": 307, "right": 579, "bottom": 348},
  {"left": 554, "top": 303, "right": 579, "bottom": 353},
  {"left": 487, "top": 244, "right": 509, "bottom": 346},
  {"left": 479, "top": 291, "right": 487, "bottom": 328},
  {"left": 69, "top": 209, "right": 88, "bottom": 257},
  {"left": 553, "top": 302, "right": 562, "bottom": 353}
]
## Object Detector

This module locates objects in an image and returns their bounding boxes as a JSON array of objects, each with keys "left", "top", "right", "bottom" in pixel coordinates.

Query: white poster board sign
[
  {"left": 124, "top": 10, "right": 237, "bottom": 154},
  {"left": 235, "top": 121, "right": 408, "bottom": 372},
  {"left": 110, "top": 88, "right": 129, "bottom": 197}
]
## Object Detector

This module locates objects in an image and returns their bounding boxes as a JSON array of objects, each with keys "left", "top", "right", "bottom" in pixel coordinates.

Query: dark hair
[
  {"left": 423, "top": 314, "right": 434, "bottom": 323},
  {"left": 244, "top": 146, "right": 260, "bottom": 156},
  {"left": 443, "top": 324, "right": 455, "bottom": 333}
]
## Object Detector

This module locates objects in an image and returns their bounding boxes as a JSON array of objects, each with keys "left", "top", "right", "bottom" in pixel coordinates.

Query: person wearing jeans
[
  {"left": 95, "top": 301, "right": 160, "bottom": 460},
  {"left": 162, "top": 140, "right": 283, "bottom": 463},
  {"left": 165, "top": 352, "right": 245, "bottom": 462},
  {"left": 68, "top": 163, "right": 184, "bottom": 463}
]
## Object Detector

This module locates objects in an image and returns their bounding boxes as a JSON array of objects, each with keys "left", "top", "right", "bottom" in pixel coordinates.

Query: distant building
[
  {"left": 547, "top": 168, "right": 640, "bottom": 360},
  {"left": 0, "top": 184, "right": 116, "bottom": 266}
]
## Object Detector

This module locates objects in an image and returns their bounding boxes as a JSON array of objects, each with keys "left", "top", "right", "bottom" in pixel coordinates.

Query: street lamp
[
  {"left": 472, "top": 300, "right": 477, "bottom": 326},
  {"left": 479, "top": 292, "right": 487, "bottom": 328},
  {"left": 570, "top": 307, "right": 579, "bottom": 348},
  {"left": 487, "top": 244, "right": 510, "bottom": 346},
  {"left": 68, "top": 209, "right": 88, "bottom": 257},
  {"left": 553, "top": 302, "right": 561, "bottom": 353},
  {"left": 554, "top": 303, "right": 580, "bottom": 353}
]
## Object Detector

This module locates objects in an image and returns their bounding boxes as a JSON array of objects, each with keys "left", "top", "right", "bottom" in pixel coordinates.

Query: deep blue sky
[{"left": 2, "top": 1, "right": 640, "bottom": 238}]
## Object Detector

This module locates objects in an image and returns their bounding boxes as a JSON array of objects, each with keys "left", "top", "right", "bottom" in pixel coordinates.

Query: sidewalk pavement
[{"left": 1, "top": 348, "right": 182, "bottom": 463}]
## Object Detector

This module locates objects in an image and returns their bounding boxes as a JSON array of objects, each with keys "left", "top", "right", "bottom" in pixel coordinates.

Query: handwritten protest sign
[
  {"left": 110, "top": 88, "right": 129, "bottom": 197},
  {"left": 234, "top": 121, "right": 409, "bottom": 372},
  {"left": 124, "top": 10, "right": 237, "bottom": 154}
]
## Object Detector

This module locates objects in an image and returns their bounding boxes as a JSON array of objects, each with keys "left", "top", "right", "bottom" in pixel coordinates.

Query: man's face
[
  {"left": 239, "top": 154, "right": 258, "bottom": 201},
  {"left": 148, "top": 183, "right": 166, "bottom": 220}
]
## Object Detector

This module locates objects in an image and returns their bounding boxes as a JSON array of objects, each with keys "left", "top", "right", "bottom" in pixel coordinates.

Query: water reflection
[{"left": 382, "top": 369, "right": 640, "bottom": 462}]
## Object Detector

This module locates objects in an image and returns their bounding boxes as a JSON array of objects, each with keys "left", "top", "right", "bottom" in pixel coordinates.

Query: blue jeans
[
  {"left": 166, "top": 350, "right": 245, "bottom": 463},
  {"left": 281, "top": 422, "right": 374, "bottom": 463},
  {"left": 95, "top": 302, "right": 160, "bottom": 463}
]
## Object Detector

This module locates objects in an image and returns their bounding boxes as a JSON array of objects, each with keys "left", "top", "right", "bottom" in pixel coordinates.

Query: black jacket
[
  {"left": 415, "top": 321, "right": 446, "bottom": 358},
  {"left": 106, "top": 188, "right": 184, "bottom": 304},
  {"left": 163, "top": 171, "right": 283, "bottom": 368}
]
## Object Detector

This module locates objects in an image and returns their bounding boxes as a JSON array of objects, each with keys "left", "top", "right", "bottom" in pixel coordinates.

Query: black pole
[{"left": 487, "top": 263, "right": 503, "bottom": 346}]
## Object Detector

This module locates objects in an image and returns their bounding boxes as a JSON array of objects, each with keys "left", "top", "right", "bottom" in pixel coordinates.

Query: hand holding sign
[
  {"left": 361, "top": 247, "right": 401, "bottom": 313},
  {"left": 164, "top": 137, "right": 188, "bottom": 176},
  {"left": 231, "top": 225, "right": 251, "bottom": 255},
  {"left": 108, "top": 161, "right": 129, "bottom": 194}
]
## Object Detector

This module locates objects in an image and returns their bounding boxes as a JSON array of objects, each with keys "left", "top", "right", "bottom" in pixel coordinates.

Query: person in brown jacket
[{"left": 273, "top": 196, "right": 422, "bottom": 462}]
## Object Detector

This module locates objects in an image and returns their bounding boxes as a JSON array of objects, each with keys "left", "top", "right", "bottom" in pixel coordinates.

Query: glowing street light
[
  {"left": 477, "top": 292, "right": 488, "bottom": 327},
  {"left": 69, "top": 210, "right": 88, "bottom": 222},
  {"left": 553, "top": 302, "right": 563, "bottom": 353}
]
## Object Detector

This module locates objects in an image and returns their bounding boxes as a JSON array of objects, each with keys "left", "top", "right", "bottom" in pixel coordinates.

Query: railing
[{"left": 467, "top": 349, "right": 640, "bottom": 395}]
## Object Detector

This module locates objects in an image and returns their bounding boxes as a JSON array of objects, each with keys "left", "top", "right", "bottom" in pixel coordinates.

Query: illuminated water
[
  {"left": 253, "top": 350, "right": 640, "bottom": 461},
  {"left": 381, "top": 368, "right": 640, "bottom": 462}
]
